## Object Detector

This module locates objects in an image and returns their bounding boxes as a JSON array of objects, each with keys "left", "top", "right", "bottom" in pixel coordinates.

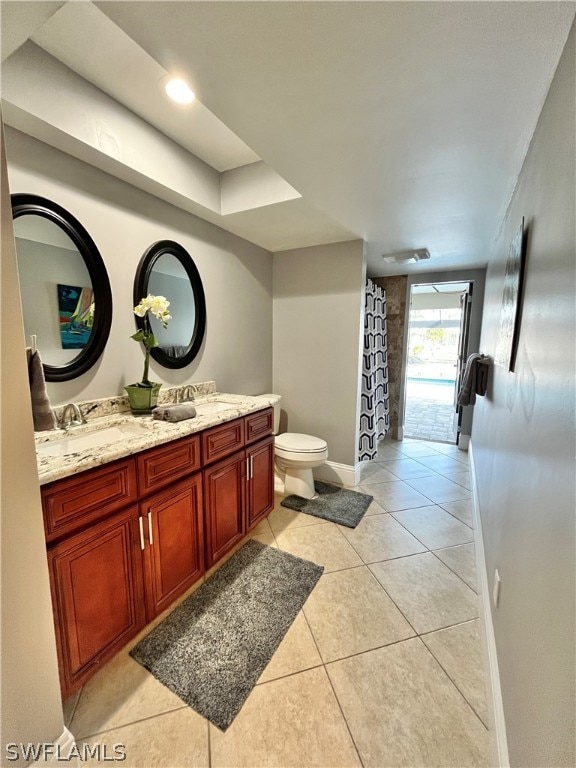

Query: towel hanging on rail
[{"left": 457, "top": 354, "right": 490, "bottom": 406}]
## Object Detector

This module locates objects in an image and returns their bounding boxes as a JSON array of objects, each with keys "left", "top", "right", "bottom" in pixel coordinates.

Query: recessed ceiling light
[
  {"left": 382, "top": 248, "right": 431, "bottom": 263},
  {"left": 165, "top": 78, "right": 196, "bottom": 105}
]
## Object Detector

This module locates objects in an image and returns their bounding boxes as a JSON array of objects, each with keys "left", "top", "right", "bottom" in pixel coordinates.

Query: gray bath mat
[
  {"left": 281, "top": 481, "right": 373, "bottom": 528},
  {"left": 130, "top": 539, "right": 323, "bottom": 731}
]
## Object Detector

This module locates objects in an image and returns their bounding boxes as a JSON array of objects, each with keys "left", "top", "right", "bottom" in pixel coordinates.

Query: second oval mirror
[{"left": 134, "top": 240, "right": 206, "bottom": 369}]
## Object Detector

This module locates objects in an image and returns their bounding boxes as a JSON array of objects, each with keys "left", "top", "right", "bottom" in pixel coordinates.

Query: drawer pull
[
  {"left": 148, "top": 511, "right": 154, "bottom": 545},
  {"left": 138, "top": 517, "right": 145, "bottom": 551},
  {"left": 250, "top": 455, "right": 254, "bottom": 480}
]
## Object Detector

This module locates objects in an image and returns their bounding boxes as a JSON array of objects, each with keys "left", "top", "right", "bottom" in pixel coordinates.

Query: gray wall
[
  {"left": 16, "top": 237, "right": 92, "bottom": 366},
  {"left": 273, "top": 240, "right": 366, "bottom": 466},
  {"left": 6, "top": 128, "right": 273, "bottom": 406},
  {"left": 472, "top": 25, "right": 575, "bottom": 767},
  {"left": 1, "top": 125, "right": 64, "bottom": 758}
]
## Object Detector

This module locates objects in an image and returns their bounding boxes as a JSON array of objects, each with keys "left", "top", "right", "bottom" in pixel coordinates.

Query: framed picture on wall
[
  {"left": 495, "top": 217, "right": 527, "bottom": 372},
  {"left": 57, "top": 283, "right": 94, "bottom": 349}
]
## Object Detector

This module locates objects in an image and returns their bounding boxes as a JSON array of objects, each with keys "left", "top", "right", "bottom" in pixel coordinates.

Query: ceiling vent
[{"left": 382, "top": 248, "right": 431, "bottom": 264}]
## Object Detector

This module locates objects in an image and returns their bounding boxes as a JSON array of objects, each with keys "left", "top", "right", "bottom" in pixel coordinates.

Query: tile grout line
[
  {"left": 415, "top": 634, "right": 489, "bottom": 732},
  {"left": 76, "top": 704, "right": 190, "bottom": 741},
  {"left": 299, "top": 607, "right": 366, "bottom": 768},
  {"left": 429, "top": 547, "right": 479, "bottom": 595},
  {"left": 207, "top": 710, "right": 212, "bottom": 768}
]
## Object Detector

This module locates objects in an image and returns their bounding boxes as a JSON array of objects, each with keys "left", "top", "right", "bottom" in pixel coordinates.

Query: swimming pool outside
[{"left": 404, "top": 377, "right": 458, "bottom": 443}]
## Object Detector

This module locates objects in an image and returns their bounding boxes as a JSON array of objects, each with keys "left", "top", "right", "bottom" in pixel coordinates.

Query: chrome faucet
[{"left": 58, "top": 402, "right": 85, "bottom": 430}]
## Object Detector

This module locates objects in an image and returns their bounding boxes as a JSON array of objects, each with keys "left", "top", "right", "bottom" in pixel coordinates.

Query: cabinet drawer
[
  {"left": 42, "top": 459, "right": 137, "bottom": 542},
  {"left": 202, "top": 418, "right": 245, "bottom": 464},
  {"left": 245, "top": 408, "right": 273, "bottom": 444},
  {"left": 137, "top": 435, "right": 201, "bottom": 496}
]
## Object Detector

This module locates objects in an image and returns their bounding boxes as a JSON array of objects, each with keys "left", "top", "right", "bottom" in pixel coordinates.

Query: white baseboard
[
  {"left": 313, "top": 460, "right": 359, "bottom": 487},
  {"left": 469, "top": 442, "right": 509, "bottom": 768},
  {"left": 459, "top": 434, "right": 471, "bottom": 451},
  {"left": 49, "top": 727, "right": 76, "bottom": 763}
]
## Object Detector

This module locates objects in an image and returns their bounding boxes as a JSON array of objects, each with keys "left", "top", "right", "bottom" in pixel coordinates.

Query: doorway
[{"left": 403, "top": 281, "right": 472, "bottom": 444}]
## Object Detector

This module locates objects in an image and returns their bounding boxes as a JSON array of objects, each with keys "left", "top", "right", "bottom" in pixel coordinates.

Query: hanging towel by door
[
  {"left": 26, "top": 348, "right": 57, "bottom": 431},
  {"left": 457, "top": 354, "right": 490, "bottom": 406}
]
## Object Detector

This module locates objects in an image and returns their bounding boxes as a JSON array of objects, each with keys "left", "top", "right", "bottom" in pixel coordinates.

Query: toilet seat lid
[{"left": 276, "top": 433, "right": 327, "bottom": 453}]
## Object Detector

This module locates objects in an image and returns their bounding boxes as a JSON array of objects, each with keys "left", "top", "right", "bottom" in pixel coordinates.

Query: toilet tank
[{"left": 258, "top": 394, "right": 281, "bottom": 434}]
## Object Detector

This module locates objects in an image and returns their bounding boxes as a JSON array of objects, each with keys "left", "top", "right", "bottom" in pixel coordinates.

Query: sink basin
[
  {"left": 37, "top": 423, "right": 151, "bottom": 457},
  {"left": 193, "top": 401, "right": 237, "bottom": 416}
]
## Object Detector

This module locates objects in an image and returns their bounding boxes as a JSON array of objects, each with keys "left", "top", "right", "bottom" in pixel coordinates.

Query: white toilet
[{"left": 259, "top": 394, "right": 328, "bottom": 499}]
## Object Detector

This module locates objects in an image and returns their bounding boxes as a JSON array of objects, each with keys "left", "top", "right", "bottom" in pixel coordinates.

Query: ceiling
[{"left": 2, "top": 1, "right": 574, "bottom": 276}]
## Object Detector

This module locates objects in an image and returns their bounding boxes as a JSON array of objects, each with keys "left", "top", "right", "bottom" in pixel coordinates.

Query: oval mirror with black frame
[
  {"left": 134, "top": 240, "right": 206, "bottom": 369},
  {"left": 11, "top": 193, "right": 113, "bottom": 382}
]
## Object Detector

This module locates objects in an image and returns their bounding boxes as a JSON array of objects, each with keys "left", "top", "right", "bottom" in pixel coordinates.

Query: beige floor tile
[
  {"left": 251, "top": 517, "right": 273, "bottom": 536},
  {"left": 303, "top": 567, "right": 415, "bottom": 662},
  {"left": 210, "top": 667, "right": 361, "bottom": 767},
  {"left": 375, "top": 443, "right": 405, "bottom": 460},
  {"left": 406, "top": 474, "right": 471, "bottom": 503},
  {"left": 440, "top": 498, "right": 475, "bottom": 527},
  {"left": 434, "top": 543, "right": 478, "bottom": 592},
  {"left": 341, "top": 512, "right": 426, "bottom": 563},
  {"left": 412, "top": 453, "right": 468, "bottom": 474},
  {"left": 443, "top": 470, "right": 472, "bottom": 489},
  {"left": 370, "top": 553, "right": 478, "bottom": 633},
  {"left": 248, "top": 531, "right": 277, "bottom": 547},
  {"left": 267, "top": 504, "right": 329, "bottom": 535},
  {"left": 368, "top": 480, "right": 433, "bottom": 512},
  {"left": 258, "top": 611, "right": 322, "bottom": 683},
  {"left": 275, "top": 523, "right": 362, "bottom": 572},
  {"left": 392, "top": 505, "right": 474, "bottom": 550},
  {"left": 69, "top": 652, "right": 185, "bottom": 738},
  {"left": 353, "top": 489, "right": 387, "bottom": 516},
  {"left": 379, "top": 457, "right": 439, "bottom": 480},
  {"left": 422, "top": 620, "right": 489, "bottom": 725},
  {"left": 79, "top": 707, "right": 209, "bottom": 768},
  {"left": 425, "top": 442, "right": 464, "bottom": 456},
  {"left": 327, "top": 638, "right": 490, "bottom": 767},
  {"left": 358, "top": 463, "right": 401, "bottom": 484},
  {"left": 391, "top": 442, "right": 442, "bottom": 458}
]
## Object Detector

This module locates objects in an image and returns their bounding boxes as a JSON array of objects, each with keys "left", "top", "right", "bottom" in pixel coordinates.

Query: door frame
[{"left": 402, "top": 280, "right": 474, "bottom": 444}]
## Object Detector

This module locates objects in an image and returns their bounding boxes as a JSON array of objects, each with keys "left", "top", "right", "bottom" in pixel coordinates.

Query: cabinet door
[
  {"left": 203, "top": 452, "right": 246, "bottom": 567},
  {"left": 48, "top": 506, "right": 145, "bottom": 697},
  {"left": 246, "top": 436, "right": 275, "bottom": 530},
  {"left": 140, "top": 475, "right": 204, "bottom": 620}
]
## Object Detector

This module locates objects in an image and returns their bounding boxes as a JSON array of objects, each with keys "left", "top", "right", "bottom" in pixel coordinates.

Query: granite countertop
[{"left": 36, "top": 390, "right": 274, "bottom": 486}]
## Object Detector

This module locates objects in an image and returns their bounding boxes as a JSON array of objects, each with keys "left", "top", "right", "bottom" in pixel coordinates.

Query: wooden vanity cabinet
[
  {"left": 203, "top": 450, "right": 247, "bottom": 567},
  {"left": 139, "top": 474, "right": 204, "bottom": 620},
  {"left": 47, "top": 505, "right": 146, "bottom": 695},
  {"left": 41, "top": 407, "right": 274, "bottom": 697},
  {"left": 203, "top": 412, "right": 275, "bottom": 567},
  {"left": 246, "top": 436, "right": 275, "bottom": 529}
]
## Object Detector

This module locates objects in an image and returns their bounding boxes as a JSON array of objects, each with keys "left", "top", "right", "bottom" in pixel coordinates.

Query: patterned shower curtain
[{"left": 358, "top": 279, "right": 390, "bottom": 461}]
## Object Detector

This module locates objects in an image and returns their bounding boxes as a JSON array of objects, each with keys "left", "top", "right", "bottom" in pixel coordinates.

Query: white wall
[
  {"left": 472, "top": 25, "right": 575, "bottom": 767},
  {"left": 1, "top": 123, "right": 64, "bottom": 759},
  {"left": 273, "top": 240, "right": 366, "bottom": 467},
  {"left": 6, "top": 128, "right": 273, "bottom": 406}
]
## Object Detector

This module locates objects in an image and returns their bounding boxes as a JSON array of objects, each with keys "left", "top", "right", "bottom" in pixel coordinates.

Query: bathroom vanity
[{"left": 36, "top": 388, "right": 274, "bottom": 697}]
